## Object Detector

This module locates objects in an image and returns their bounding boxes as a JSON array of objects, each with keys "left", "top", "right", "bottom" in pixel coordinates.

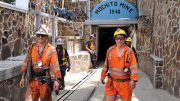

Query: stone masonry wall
[
  {"left": 138, "top": 0, "right": 180, "bottom": 98},
  {"left": 57, "top": 22, "right": 83, "bottom": 36},
  {"left": 0, "top": 5, "right": 57, "bottom": 60},
  {"left": 0, "top": 0, "right": 89, "bottom": 100},
  {"left": 0, "top": 75, "right": 26, "bottom": 101},
  {"left": 0, "top": 6, "right": 27, "bottom": 60},
  {"left": 0, "top": 0, "right": 71, "bottom": 60}
]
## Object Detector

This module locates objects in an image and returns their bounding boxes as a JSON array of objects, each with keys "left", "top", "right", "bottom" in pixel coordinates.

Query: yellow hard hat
[
  {"left": 126, "top": 37, "right": 132, "bottom": 42},
  {"left": 114, "top": 28, "right": 126, "bottom": 37}
]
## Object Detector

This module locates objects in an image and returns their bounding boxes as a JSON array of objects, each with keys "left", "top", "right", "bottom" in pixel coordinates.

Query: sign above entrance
[{"left": 91, "top": 0, "right": 138, "bottom": 20}]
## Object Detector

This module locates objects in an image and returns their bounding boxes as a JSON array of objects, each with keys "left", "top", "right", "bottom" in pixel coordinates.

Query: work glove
[
  {"left": 67, "top": 65, "right": 71, "bottom": 72},
  {"left": 101, "top": 78, "right": 105, "bottom": 84}
]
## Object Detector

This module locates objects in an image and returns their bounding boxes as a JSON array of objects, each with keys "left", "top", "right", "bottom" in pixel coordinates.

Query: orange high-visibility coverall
[
  {"left": 21, "top": 43, "right": 61, "bottom": 101},
  {"left": 101, "top": 45, "right": 138, "bottom": 101}
]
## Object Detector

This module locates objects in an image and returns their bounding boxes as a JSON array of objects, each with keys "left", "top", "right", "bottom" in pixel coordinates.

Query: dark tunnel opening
[{"left": 98, "top": 27, "right": 128, "bottom": 62}]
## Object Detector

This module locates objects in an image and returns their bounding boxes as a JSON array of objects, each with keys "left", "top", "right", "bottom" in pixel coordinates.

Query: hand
[
  {"left": 130, "top": 80, "right": 136, "bottom": 89},
  {"left": 67, "top": 66, "right": 71, "bottom": 72},
  {"left": 101, "top": 78, "right": 105, "bottom": 84},
  {"left": 90, "top": 50, "right": 94, "bottom": 54},
  {"left": 53, "top": 80, "right": 59, "bottom": 91},
  {"left": 19, "top": 77, "right": 25, "bottom": 88}
]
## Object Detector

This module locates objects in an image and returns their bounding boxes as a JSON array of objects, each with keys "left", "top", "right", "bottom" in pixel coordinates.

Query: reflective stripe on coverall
[
  {"left": 21, "top": 43, "right": 61, "bottom": 101},
  {"left": 101, "top": 45, "right": 138, "bottom": 101}
]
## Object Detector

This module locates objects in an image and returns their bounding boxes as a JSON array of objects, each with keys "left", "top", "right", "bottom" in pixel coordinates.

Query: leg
[
  {"left": 60, "top": 66, "right": 66, "bottom": 89},
  {"left": 92, "top": 60, "right": 97, "bottom": 69},
  {"left": 117, "top": 81, "right": 132, "bottom": 101},
  {"left": 104, "top": 78, "right": 117, "bottom": 101},
  {"left": 39, "top": 82, "right": 52, "bottom": 101},
  {"left": 91, "top": 53, "right": 97, "bottom": 69},
  {"left": 29, "top": 80, "right": 40, "bottom": 101}
]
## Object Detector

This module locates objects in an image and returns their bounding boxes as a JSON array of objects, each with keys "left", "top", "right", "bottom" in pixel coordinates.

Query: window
[{"left": 0, "top": 0, "right": 16, "bottom": 5}]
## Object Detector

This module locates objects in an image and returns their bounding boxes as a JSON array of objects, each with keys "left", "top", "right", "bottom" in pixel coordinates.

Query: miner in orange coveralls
[
  {"left": 19, "top": 24, "right": 61, "bottom": 101},
  {"left": 101, "top": 28, "right": 138, "bottom": 101}
]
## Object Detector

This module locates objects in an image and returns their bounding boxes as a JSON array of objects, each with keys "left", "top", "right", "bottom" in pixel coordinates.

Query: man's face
[
  {"left": 114, "top": 35, "right": 125, "bottom": 47},
  {"left": 90, "top": 37, "right": 94, "bottom": 42},
  {"left": 126, "top": 41, "right": 131, "bottom": 46},
  {"left": 37, "top": 34, "right": 48, "bottom": 44}
]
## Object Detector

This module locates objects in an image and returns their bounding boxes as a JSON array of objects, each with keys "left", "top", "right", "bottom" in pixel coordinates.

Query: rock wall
[
  {"left": 0, "top": 6, "right": 28, "bottom": 60},
  {"left": 138, "top": 0, "right": 180, "bottom": 98},
  {"left": 57, "top": 21, "right": 83, "bottom": 36},
  {"left": 0, "top": 0, "right": 88, "bottom": 60},
  {"left": 0, "top": 58, "right": 27, "bottom": 101},
  {"left": 0, "top": 75, "right": 26, "bottom": 101}
]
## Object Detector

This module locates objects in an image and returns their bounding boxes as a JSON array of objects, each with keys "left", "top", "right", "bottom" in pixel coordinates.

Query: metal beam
[
  {"left": 31, "top": 9, "right": 72, "bottom": 46},
  {"left": 31, "top": 10, "right": 70, "bottom": 22},
  {"left": 84, "top": 19, "right": 138, "bottom": 25},
  {"left": 52, "top": 16, "right": 55, "bottom": 46},
  {"left": 36, "top": 14, "right": 40, "bottom": 29},
  {"left": 87, "top": 0, "right": 90, "bottom": 20}
]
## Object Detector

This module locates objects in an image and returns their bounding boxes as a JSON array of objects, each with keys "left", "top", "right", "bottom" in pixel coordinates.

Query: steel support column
[
  {"left": 36, "top": 14, "right": 40, "bottom": 30},
  {"left": 52, "top": 16, "right": 55, "bottom": 46}
]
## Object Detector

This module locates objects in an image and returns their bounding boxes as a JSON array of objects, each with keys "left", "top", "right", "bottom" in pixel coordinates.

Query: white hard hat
[
  {"left": 35, "top": 24, "right": 50, "bottom": 36},
  {"left": 89, "top": 34, "right": 94, "bottom": 38},
  {"left": 56, "top": 38, "right": 64, "bottom": 45}
]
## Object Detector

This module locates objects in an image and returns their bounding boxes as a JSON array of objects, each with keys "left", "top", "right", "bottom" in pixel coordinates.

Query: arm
[
  {"left": 19, "top": 72, "right": 26, "bottom": 88},
  {"left": 50, "top": 48, "right": 62, "bottom": 91},
  {"left": 19, "top": 46, "right": 31, "bottom": 88},
  {"left": 50, "top": 48, "right": 61, "bottom": 79},
  {"left": 132, "top": 47, "right": 138, "bottom": 62},
  {"left": 65, "top": 49, "right": 71, "bottom": 71},
  {"left": 85, "top": 41, "right": 93, "bottom": 53},
  {"left": 129, "top": 51, "right": 138, "bottom": 81},
  {"left": 129, "top": 51, "right": 138, "bottom": 89},
  {"left": 101, "top": 47, "right": 112, "bottom": 84}
]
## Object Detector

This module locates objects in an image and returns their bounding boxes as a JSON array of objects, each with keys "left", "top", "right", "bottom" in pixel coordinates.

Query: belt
[
  {"left": 33, "top": 76, "right": 50, "bottom": 80},
  {"left": 108, "top": 74, "right": 130, "bottom": 82},
  {"left": 111, "top": 78, "right": 130, "bottom": 82},
  {"left": 33, "top": 71, "right": 45, "bottom": 77}
]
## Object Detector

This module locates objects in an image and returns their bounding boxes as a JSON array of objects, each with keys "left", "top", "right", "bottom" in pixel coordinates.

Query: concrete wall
[
  {"left": 137, "top": 0, "right": 180, "bottom": 98},
  {"left": 0, "top": 57, "right": 26, "bottom": 101}
]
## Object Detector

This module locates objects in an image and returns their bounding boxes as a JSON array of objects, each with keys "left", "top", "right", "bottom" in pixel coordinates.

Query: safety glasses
[
  {"left": 37, "top": 34, "right": 47, "bottom": 38},
  {"left": 114, "top": 36, "right": 125, "bottom": 41}
]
